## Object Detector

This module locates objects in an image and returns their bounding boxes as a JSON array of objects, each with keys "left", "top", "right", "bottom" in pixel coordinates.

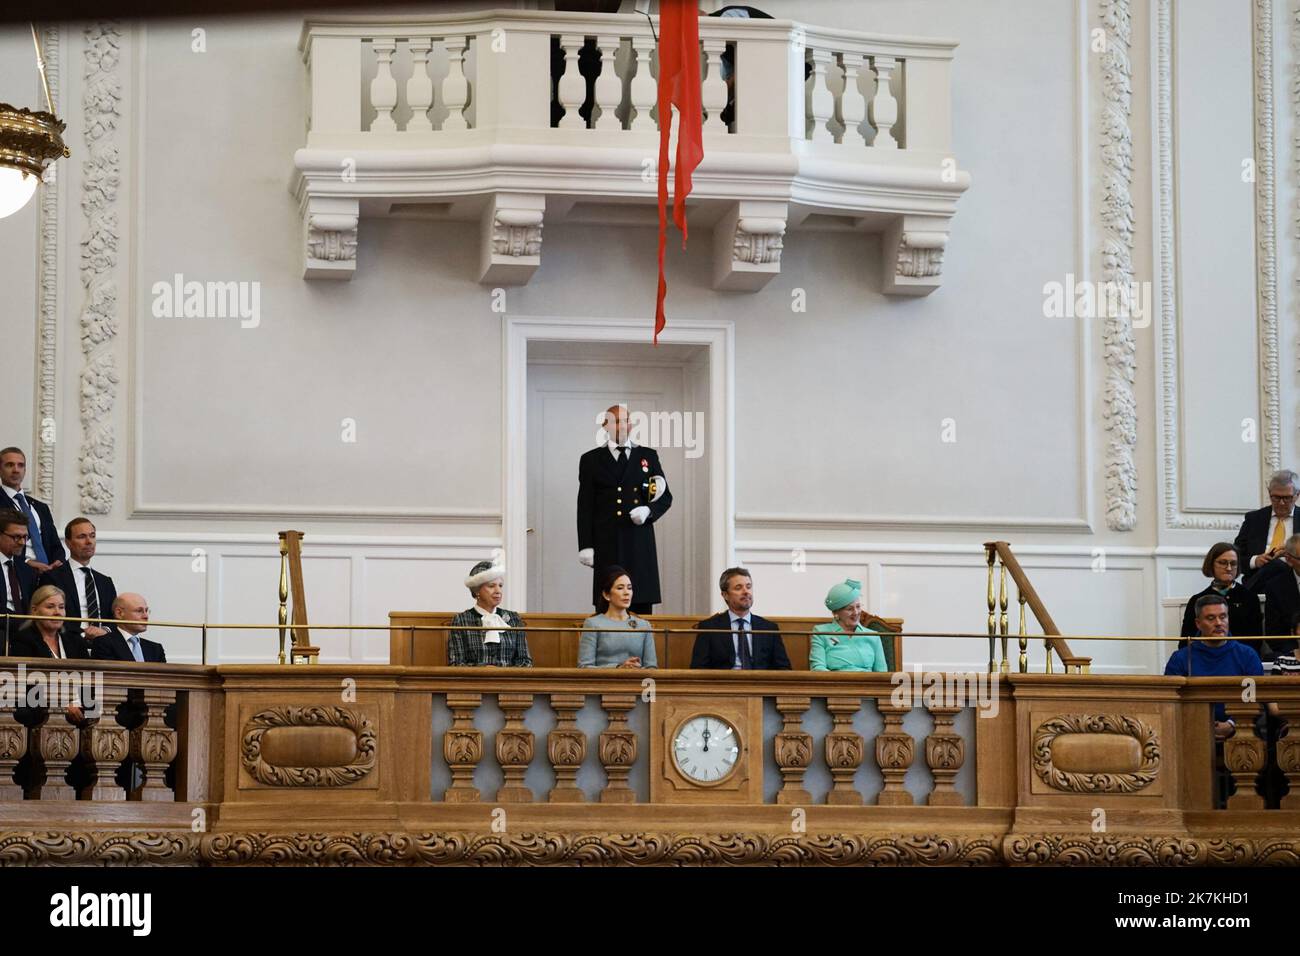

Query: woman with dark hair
[
  {"left": 578, "top": 566, "right": 656, "bottom": 668},
  {"left": 1179, "top": 542, "right": 1261, "bottom": 644}
]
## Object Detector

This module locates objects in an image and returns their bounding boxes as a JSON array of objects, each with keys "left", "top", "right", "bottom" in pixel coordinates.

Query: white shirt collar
[
  {"left": 475, "top": 605, "right": 501, "bottom": 618},
  {"left": 2, "top": 486, "right": 20, "bottom": 502},
  {"left": 729, "top": 611, "right": 751, "bottom": 626},
  {"left": 607, "top": 439, "right": 637, "bottom": 458},
  {"left": 69, "top": 558, "right": 90, "bottom": 572}
]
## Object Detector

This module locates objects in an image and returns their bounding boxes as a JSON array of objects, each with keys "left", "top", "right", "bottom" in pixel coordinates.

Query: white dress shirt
[
  {"left": 1, "top": 556, "right": 17, "bottom": 612},
  {"left": 68, "top": 558, "right": 98, "bottom": 633},
  {"left": 607, "top": 439, "right": 637, "bottom": 461},
  {"left": 730, "top": 612, "right": 753, "bottom": 670}
]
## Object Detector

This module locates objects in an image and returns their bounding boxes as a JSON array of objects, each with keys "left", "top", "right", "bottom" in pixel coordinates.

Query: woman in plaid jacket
[{"left": 447, "top": 560, "right": 532, "bottom": 667}]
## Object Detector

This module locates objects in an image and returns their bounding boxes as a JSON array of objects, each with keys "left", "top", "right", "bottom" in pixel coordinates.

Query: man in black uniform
[{"left": 577, "top": 404, "right": 672, "bottom": 615}]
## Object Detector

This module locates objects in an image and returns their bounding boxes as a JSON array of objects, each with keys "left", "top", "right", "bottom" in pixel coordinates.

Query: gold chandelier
[{"left": 0, "top": 24, "right": 68, "bottom": 219}]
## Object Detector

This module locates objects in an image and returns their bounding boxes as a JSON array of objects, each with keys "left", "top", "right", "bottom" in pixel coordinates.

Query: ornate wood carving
[
  {"left": 1223, "top": 700, "right": 1266, "bottom": 810},
  {"left": 547, "top": 693, "right": 586, "bottom": 803},
  {"left": 598, "top": 693, "right": 637, "bottom": 804},
  {"left": 773, "top": 696, "right": 812, "bottom": 805},
  {"left": 241, "top": 705, "right": 376, "bottom": 789},
  {"left": 0, "top": 829, "right": 1293, "bottom": 867},
  {"left": 925, "top": 704, "right": 965, "bottom": 806},
  {"left": 494, "top": 693, "right": 534, "bottom": 803},
  {"left": 80, "top": 687, "right": 127, "bottom": 801},
  {"left": 36, "top": 716, "right": 79, "bottom": 801},
  {"left": 0, "top": 708, "right": 27, "bottom": 801},
  {"left": 442, "top": 693, "right": 482, "bottom": 803},
  {"left": 132, "top": 690, "right": 177, "bottom": 801},
  {"left": 875, "top": 702, "right": 914, "bottom": 805},
  {"left": 824, "top": 696, "right": 863, "bottom": 806},
  {"left": 1032, "top": 714, "right": 1159, "bottom": 793}
]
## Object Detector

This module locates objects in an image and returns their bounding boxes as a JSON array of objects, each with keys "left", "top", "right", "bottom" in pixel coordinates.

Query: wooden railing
[
  {"left": 0, "top": 661, "right": 1297, "bottom": 866},
  {"left": 984, "top": 540, "right": 1091, "bottom": 674}
]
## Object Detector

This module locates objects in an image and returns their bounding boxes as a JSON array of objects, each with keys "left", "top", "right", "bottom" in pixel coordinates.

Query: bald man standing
[{"left": 577, "top": 404, "right": 673, "bottom": 615}]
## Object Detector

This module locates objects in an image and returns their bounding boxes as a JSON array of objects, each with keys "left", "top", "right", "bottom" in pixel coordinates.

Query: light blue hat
[{"left": 824, "top": 579, "right": 862, "bottom": 612}]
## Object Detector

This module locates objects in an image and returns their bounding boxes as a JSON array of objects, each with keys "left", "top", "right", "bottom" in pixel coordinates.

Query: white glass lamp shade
[{"left": 0, "top": 166, "right": 38, "bottom": 219}]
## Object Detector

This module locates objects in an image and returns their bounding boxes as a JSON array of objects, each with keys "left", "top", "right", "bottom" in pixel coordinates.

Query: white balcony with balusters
[{"left": 291, "top": 9, "right": 970, "bottom": 292}]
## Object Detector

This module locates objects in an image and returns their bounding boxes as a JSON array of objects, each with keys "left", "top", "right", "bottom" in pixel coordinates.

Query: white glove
[
  {"left": 629, "top": 506, "right": 651, "bottom": 525},
  {"left": 578, "top": 548, "right": 595, "bottom": 567}
]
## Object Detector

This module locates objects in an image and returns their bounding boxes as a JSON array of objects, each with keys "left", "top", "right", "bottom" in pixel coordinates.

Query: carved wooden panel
[
  {"left": 240, "top": 705, "right": 377, "bottom": 789},
  {"left": 1032, "top": 714, "right": 1160, "bottom": 794}
]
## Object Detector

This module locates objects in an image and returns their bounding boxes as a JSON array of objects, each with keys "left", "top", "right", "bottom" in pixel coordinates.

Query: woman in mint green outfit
[{"left": 811, "top": 579, "right": 888, "bottom": 672}]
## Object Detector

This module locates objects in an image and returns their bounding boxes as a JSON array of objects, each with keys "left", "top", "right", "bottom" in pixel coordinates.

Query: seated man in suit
[
  {"left": 1236, "top": 469, "right": 1300, "bottom": 585},
  {"left": 38, "top": 517, "right": 116, "bottom": 651},
  {"left": 691, "top": 567, "right": 791, "bottom": 670},
  {"left": 0, "top": 446, "right": 65, "bottom": 574},
  {"left": 0, "top": 512, "right": 38, "bottom": 654},
  {"left": 91, "top": 593, "right": 166, "bottom": 662},
  {"left": 1256, "top": 534, "right": 1300, "bottom": 657}
]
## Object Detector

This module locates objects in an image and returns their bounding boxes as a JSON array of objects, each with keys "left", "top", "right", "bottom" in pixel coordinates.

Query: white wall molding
[
  {"left": 35, "top": 24, "right": 61, "bottom": 505},
  {"left": 736, "top": 513, "right": 1092, "bottom": 534},
  {"left": 1098, "top": 0, "right": 1138, "bottom": 531},
  {"left": 1153, "top": 0, "right": 1280, "bottom": 530},
  {"left": 78, "top": 21, "right": 123, "bottom": 515}
]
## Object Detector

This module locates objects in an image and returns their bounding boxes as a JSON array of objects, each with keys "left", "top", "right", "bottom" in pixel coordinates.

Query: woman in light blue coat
[{"left": 579, "top": 565, "right": 657, "bottom": 668}]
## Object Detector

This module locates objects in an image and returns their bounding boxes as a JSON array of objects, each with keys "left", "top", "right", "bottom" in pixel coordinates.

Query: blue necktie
[
  {"left": 129, "top": 635, "right": 144, "bottom": 662},
  {"left": 12, "top": 493, "right": 47, "bottom": 564}
]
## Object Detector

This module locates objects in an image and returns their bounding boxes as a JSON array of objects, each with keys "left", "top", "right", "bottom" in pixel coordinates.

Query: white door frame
[{"left": 503, "top": 316, "right": 735, "bottom": 612}]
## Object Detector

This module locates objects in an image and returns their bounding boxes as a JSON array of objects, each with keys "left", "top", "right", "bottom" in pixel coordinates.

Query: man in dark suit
[
  {"left": 1256, "top": 536, "right": 1300, "bottom": 657},
  {"left": 1235, "top": 469, "right": 1300, "bottom": 586},
  {"left": 37, "top": 516, "right": 116, "bottom": 651},
  {"left": 691, "top": 567, "right": 792, "bottom": 670},
  {"left": 577, "top": 404, "right": 673, "bottom": 615},
  {"left": 0, "top": 446, "right": 65, "bottom": 573},
  {"left": 0, "top": 512, "right": 38, "bottom": 655},
  {"left": 91, "top": 593, "right": 166, "bottom": 662}
]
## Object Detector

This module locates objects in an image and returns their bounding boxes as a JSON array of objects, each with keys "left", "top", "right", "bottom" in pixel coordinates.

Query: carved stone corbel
[
  {"left": 882, "top": 216, "right": 950, "bottom": 296},
  {"left": 303, "top": 196, "right": 359, "bottom": 280},
  {"left": 712, "top": 201, "right": 787, "bottom": 291},
  {"left": 480, "top": 192, "right": 545, "bottom": 285}
]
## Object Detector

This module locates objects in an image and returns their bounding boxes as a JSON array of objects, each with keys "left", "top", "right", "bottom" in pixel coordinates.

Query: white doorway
[{"left": 504, "top": 317, "right": 734, "bottom": 617}]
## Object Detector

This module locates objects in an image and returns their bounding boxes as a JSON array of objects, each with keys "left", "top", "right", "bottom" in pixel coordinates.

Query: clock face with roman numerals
[{"left": 671, "top": 714, "right": 741, "bottom": 785}]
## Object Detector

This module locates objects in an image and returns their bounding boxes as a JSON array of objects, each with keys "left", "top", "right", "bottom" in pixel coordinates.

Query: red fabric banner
[{"left": 654, "top": 0, "right": 703, "bottom": 344}]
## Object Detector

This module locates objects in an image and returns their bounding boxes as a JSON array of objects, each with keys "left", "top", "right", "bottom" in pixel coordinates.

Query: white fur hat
[{"left": 465, "top": 560, "right": 505, "bottom": 591}]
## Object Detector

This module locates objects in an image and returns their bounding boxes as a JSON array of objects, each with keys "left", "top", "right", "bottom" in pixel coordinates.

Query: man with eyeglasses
[
  {"left": 1235, "top": 469, "right": 1300, "bottom": 586},
  {"left": 0, "top": 513, "right": 38, "bottom": 655}
]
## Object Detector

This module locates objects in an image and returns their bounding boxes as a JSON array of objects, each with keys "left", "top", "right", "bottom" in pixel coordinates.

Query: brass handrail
[{"left": 984, "top": 540, "right": 1090, "bottom": 674}]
